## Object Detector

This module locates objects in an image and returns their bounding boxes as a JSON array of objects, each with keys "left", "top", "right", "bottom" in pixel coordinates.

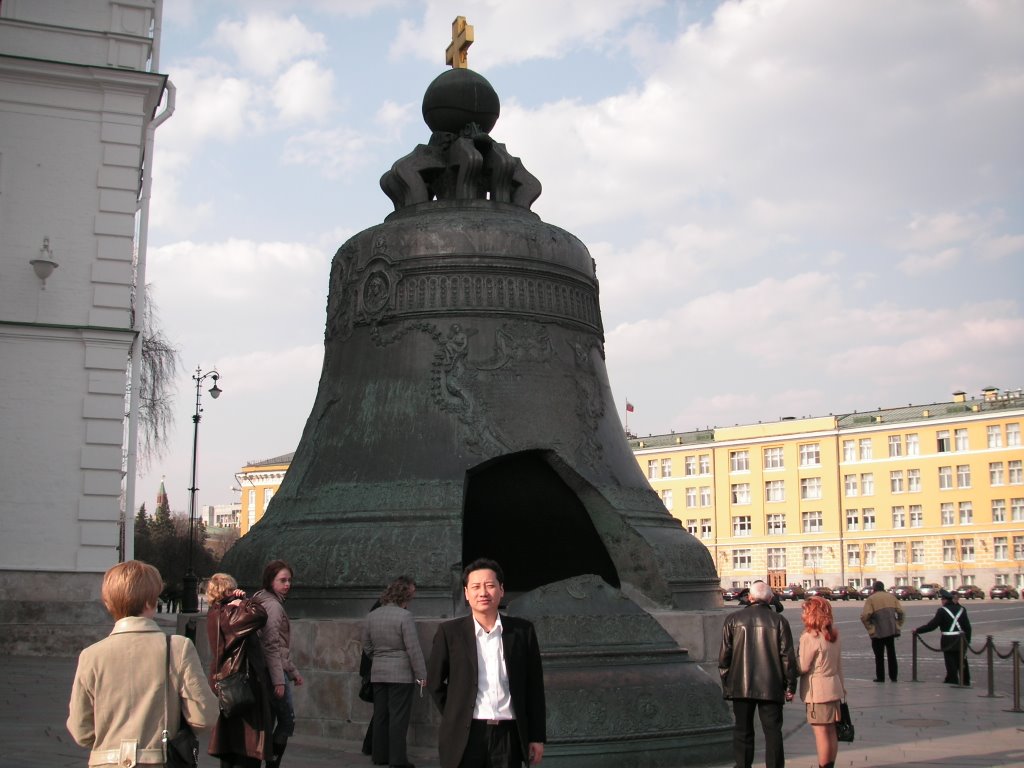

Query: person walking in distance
[
  {"left": 860, "top": 581, "right": 904, "bottom": 682},
  {"left": 913, "top": 589, "right": 972, "bottom": 686},
  {"left": 427, "top": 558, "right": 546, "bottom": 767},
  {"left": 719, "top": 581, "right": 798, "bottom": 768}
]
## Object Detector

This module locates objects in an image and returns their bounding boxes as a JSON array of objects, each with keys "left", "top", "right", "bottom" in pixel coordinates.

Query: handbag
[
  {"left": 163, "top": 635, "right": 199, "bottom": 768},
  {"left": 214, "top": 611, "right": 256, "bottom": 717},
  {"left": 836, "top": 700, "right": 855, "bottom": 743},
  {"left": 358, "top": 650, "right": 374, "bottom": 703}
]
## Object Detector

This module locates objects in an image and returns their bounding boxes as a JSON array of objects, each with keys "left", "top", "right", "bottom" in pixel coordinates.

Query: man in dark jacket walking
[
  {"left": 719, "top": 581, "right": 797, "bottom": 768},
  {"left": 860, "top": 581, "right": 905, "bottom": 682},
  {"left": 914, "top": 590, "right": 972, "bottom": 685}
]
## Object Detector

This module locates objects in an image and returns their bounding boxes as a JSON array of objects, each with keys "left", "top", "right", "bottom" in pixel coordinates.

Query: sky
[{"left": 137, "top": 0, "right": 1024, "bottom": 513}]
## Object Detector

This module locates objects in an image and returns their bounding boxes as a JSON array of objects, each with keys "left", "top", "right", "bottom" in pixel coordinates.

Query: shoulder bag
[
  {"left": 836, "top": 700, "right": 855, "bottom": 743},
  {"left": 163, "top": 635, "right": 199, "bottom": 768},
  {"left": 213, "top": 608, "right": 256, "bottom": 717}
]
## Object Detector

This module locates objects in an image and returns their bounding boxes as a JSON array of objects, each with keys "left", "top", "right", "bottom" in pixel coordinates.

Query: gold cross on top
[{"left": 446, "top": 15, "right": 474, "bottom": 69}]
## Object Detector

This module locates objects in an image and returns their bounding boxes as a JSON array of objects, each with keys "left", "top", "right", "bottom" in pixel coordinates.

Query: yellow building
[
  {"left": 631, "top": 389, "right": 1024, "bottom": 594},
  {"left": 235, "top": 452, "right": 293, "bottom": 536}
]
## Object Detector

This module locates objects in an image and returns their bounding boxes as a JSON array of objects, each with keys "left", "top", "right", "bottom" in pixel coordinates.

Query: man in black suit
[{"left": 427, "top": 558, "right": 546, "bottom": 768}]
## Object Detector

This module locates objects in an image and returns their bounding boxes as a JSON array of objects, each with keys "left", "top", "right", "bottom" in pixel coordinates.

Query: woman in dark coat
[{"left": 206, "top": 573, "right": 273, "bottom": 768}]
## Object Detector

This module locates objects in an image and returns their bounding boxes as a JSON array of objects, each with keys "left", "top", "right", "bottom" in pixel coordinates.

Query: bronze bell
[{"left": 223, "top": 68, "right": 719, "bottom": 618}]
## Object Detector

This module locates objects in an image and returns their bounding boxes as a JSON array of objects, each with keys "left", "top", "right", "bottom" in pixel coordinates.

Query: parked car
[
  {"left": 805, "top": 586, "right": 834, "bottom": 600},
  {"left": 779, "top": 584, "right": 806, "bottom": 601},
  {"left": 722, "top": 586, "right": 746, "bottom": 601},
  {"left": 830, "top": 585, "right": 852, "bottom": 600},
  {"left": 857, "top": 585, "right": 876, "bottom": 599},
  {"left": 919, "top": 583, "right": 943, "bottom": 599},
  {"left": 989, "top": 584, "right": 1020, "bottom": 599},
  {"left": 956, "top": 584, "right": 985, "bottom": 599},
  {"left": 889, "top": 585, "right": 922, "bottom": 600}
]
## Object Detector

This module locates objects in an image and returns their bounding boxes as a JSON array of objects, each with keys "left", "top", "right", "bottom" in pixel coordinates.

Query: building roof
[
  {"left": 243, "top": 451, "right": 295, "bottom": 468},
  {"left": 629, "top": 389, "right": 1023, "bottom": 449}
]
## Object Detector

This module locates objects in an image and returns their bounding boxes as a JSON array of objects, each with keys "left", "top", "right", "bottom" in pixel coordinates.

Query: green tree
[{"left": 134, "top": 503, "right": 151, "bottom": 563}]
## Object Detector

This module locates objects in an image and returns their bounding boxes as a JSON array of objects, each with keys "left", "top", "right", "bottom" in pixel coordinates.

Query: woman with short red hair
[{"left": 799, "top": 596, "right": 846, "bottom": 768}]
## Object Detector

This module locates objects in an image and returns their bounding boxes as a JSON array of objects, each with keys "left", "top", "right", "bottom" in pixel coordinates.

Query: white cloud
[
  {"left": 273, "top": 60, "right": 335, "bottom": 123},
  {"left": 897, "top": 248, "right": 961, "bottom": 276},
  {"left": 214, "top": 14, "right": 327, "bottom": 77},
  {"left": 281, "top": 128, "right": 380, "bottom": 178}
]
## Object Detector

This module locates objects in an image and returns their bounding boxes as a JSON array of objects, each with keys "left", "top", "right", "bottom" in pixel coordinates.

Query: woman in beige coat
[
  {"left": 67, "top": 561, "right": 217, "bottom": 766},
  {"left": 799, "top": 596, "right": 846, "bottom": 768}
]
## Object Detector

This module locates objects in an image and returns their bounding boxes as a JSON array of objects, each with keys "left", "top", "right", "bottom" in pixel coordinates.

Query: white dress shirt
[{"left": 472, "top": 615, "right": 516, "bottom": 721}]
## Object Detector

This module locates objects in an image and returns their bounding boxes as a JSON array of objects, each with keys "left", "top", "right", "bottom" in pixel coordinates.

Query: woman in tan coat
[
  {"left": 799, "top": 596, "right": 846, "bottom": 768},
  {"left": 206, "top": 573, "right": 272, "bottom": 768},
  {"left": 67, "top": 561, "right": 217, "bottom": 766}
]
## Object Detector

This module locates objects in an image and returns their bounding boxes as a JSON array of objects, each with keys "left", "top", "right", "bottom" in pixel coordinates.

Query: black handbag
[
  {"left": 215, "top": 668, "right": 256, "bottom": 717},
  {"left": 164, "top": 635, "right": 199, "bottom": 768},
  {"left": 836, "top": 700, "right": 854, "bottom": 743},
  {"left": 214, "top": 611, "right": 256, "bottom": 717},
  {"left": 358, "top": 648, "right": 374, "bottom": 703}
]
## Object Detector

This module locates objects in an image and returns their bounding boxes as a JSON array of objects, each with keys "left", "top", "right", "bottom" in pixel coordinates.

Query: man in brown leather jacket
[{"left": 719, "top": 581, "right": 797, "bottom": 768}]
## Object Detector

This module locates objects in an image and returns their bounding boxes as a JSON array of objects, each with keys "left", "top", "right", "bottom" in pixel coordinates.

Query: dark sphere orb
[{"left": 422, "top": 68, "right": 500, "bottom": 134}]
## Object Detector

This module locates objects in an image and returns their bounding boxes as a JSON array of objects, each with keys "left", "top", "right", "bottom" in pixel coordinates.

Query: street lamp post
[{"left": 181, "top": 366, "right": 222, "bottom": 613}]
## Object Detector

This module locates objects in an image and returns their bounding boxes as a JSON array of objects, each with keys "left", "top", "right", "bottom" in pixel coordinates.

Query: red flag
[{"left": 625, "top": 401, "right": 634, "bottom": 413}]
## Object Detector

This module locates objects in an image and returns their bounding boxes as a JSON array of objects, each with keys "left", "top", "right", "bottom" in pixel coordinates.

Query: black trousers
[
  {"left": 943, "top": 649, "right": 971, "bottom": 684},
  {"left": 731, "top": 699, "right": 784, "bottom": 768},
  {"left": 458, "top": 719, "right": 522, "bottom": 768},
  {"left": 871, "top": 635, "right": 898, "bottom": 681},
  {"left": 372, "top": 682, "right": 415, "bottom": 766}
]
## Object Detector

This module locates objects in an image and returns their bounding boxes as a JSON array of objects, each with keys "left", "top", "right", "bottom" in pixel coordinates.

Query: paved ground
[{"left": 4, "top": 625, "right": 1023, "bottom": 767}]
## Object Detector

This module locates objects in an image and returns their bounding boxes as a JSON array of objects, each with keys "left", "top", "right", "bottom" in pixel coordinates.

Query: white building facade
[{"left": 0, "top": 0, "right": 168, "bottom": 653}]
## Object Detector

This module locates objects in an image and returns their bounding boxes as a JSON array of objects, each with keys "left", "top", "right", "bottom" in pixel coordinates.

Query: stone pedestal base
[{"left": 0, "top": 571, "right": 110, "bottom": 656}]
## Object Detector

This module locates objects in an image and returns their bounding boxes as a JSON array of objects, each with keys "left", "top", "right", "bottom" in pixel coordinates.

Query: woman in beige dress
[{"left": 799, "top": 596, "right": 846, "bottom": 768}]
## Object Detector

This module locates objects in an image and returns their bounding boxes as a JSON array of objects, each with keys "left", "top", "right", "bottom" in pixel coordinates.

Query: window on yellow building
[
  {"left": 647, "top": 459, "right": 659, "bottom": 479},
  {"left": 685, "top": 519, "right": 698, "bottom": 535},
  {"left": 955, "top": 428, "right": 969, "bottom": 451},
  {"left": 960, "top": 538, "right": 975, "bottom": 561},
  {"left": 888, "top": 435, "right": 902, "bottom": 457},
  {"left": 731, "top": 483, "right": 751, "bottom": 504},
  {"left": 799, "top": 443, "right": 821, "bottom": 467},
  {"left": 992, "top": 499, "right": 1006, "bottom": 522},
  {"left": 684, "top": 456, "right": 697, "bottom": 476},
  {"left": 802, "top": 546, "right": 823, "bottom": 567},
  {"left": 844, "top": 474, "right": 857, "bottom": 497},
  {"left": 941, "top": 503, "right": 955, "bottom": 525},
  {"left": 909, "top": 504, "right": 923, "bottom": 527},
  {"left": 661, "top": 489, "right": 673, "bottom": 510},
  {"left": 733, "top": 549, "right": 752, "bottom": 569},
  {"left": 859, "top": 438, "right": 872, "bottom": 460},
  {"left": 991, "top": 462, "right": 1004, "bottom": 485},
  {"left": 1012, "top": 498, "right": 1024, "bottom": 522},
  {"left": 938, "top": 466, "right": 953, "bottom": 489},
  {"left": 661, "top": 458, "right": 672, "bottom": 477},
  {"left": 701, "top": 519, "right": 712, "bottom": 538},
  {"left": 956, "top": 464, "right": 971, "bottom": 488},
  {"left": 764, "top": 446, "right": 784, "bottom": 469},
  {"left": 892, "top": 506, "right": 905, "bottom": 528},
  {"left": 1013, "top": 536, "right": 1024, "bottom": 559},
  {"left": 730, "top": 450, "right": 749, "bottom": 472},
  {"left": 800, "top": 477, "right": 822, "bottom": 500},
  {"left": 842, "top": 440, "right": 856, "bottom": 462},
  {"left": 988, "top": 425, "right": 1003, "bottom": 448},
  {"left": 861, "top": 473, "right": 874, "bottom": 495},
  {"left": 1010, "top": 460, "right": 1023, "bottom": 484},
  {"left": 893, "top": 542, "right": 907, "bottom": 564},
  {"left": 959, "top": 501, "right": 973, "bottom": 524},
  {"left": 906, "top": 433, "right": 920, "bottom": 455},
  {"left": 864, "top": 542, "right": 877, "bottom": 565},
  {"left": 767, "top": 547, "right": 786, "bottom": 568},
  {"left": 802, "top": 511, "right": 823, "bottom": 533},
  {"left": 685, "top": 488, "right": 697, "bottom": 508},
  {"left": 908, "top": 468, "right": 921, "bottom": 492},
  {"left": 994, "top": 536, "right": 1009, "bottom": 560},
  {"left": 911, "top": 541, "right": 924, "bottom": 563},
  {"left": 937, "top": 430, "right": 951, "bottom": 452},
  {"left": 846, "top": 544, "right": 860, "bottom": 565},
  {"left": 846, "top": 509, "right": 859, "bottom": 531},
  {"left": 1007, "top": 423, "right": 1021, "bottom": 446},
  {"left": 700, "top": 486, "right": 712, "bottom": 507},
  {"left": 765, "top": 480, "right": 785, "bottom": 502},
  {"left": 890, "top": 471, "right": 904, "bottom": 493},
  {"left": 699, "top": 454, "right": 711, "bottom": 474},
  {"left": 732, "top": 516, "right": 752, "bottom": 536},
  {"left": 863, "top": 508, "right": 876, "bottom": 530},
  {"left": 766, "top": 513, "right": 786, "bottom": 535},
  {"left": 942, "top": 539, "right": 956, "bottom": 561}
]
